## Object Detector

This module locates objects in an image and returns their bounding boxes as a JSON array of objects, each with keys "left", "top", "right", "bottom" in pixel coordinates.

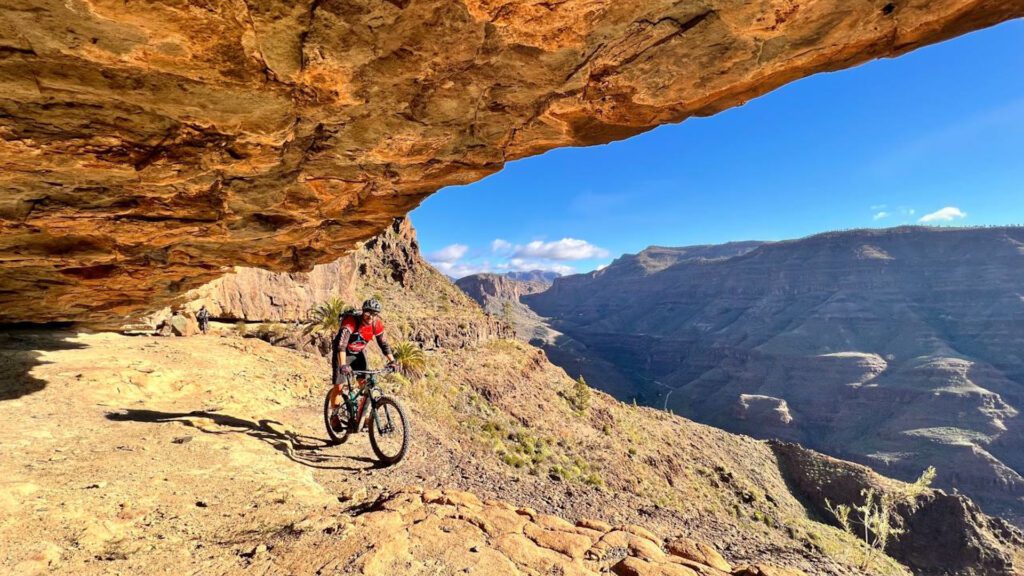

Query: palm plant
[
  {"left": 304, "top": 297, "right": 351, "bottom": 335},
  {"left": 393, "top": 341, "right": 427, "bottom": 376}
]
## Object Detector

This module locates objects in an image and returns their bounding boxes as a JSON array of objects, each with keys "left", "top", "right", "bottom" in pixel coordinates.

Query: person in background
[{"left": 197, "top": 305, "right": 210, "bottom": 335}]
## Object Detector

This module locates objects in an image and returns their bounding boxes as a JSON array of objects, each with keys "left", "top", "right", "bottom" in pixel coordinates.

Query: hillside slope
[
  {"left": 4, "top": 221, "right": 1022, "bottom": 575},
  {"left": 525, "top": 226, "right": 1024, "bottom": 526}
]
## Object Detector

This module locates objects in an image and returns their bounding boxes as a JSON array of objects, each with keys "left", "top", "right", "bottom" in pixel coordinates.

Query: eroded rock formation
[
  {"left": 771, "top": 442, "right": 1024, "bottom": 576},
  {"left": 177, "top": 217, "right": 514, "bottom": 349},
  {"left": 2, "top": 1, "right": 1021, "bottom": 323},
  {"left": 525, "top": 226, "right": 1024, "bottom": 525}
]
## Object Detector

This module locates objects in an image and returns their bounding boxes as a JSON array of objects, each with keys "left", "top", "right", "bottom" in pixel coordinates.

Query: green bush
[{"left": 393, "top": 341, "right": 427, "bottom": 376}]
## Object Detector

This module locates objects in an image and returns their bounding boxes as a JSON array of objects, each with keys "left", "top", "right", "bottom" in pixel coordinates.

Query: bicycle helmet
[{"left": 362, "top": 298, "right": 383, "bottom": 314}]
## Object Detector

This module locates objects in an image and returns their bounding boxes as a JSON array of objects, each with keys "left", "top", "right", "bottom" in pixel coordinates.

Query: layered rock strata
[
  {"left": 525, "top": 226, "right": 1024, "bottom": 525},
  {"left": 1, "top": 1, "right": 1022, "bottom": 323}
]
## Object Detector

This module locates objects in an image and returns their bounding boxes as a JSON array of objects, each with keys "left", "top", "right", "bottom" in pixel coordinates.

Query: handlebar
[{"left": 351, "top": 366, "right": 396, "bottom": 376}]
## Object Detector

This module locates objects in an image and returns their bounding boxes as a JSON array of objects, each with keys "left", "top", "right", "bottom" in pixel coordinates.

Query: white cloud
[
  {"left": 502, "top": 258, "right": 575, "bottom": 275},
  {"left": 491, "top": 239, "right": 513, "bottom": 254},
  {"left": 427, "top": 237, "right": 607, "bottom": 279},
  {"left": 512, "top": 238, "right": 609, "bottom": 261},
  {"left": 431, "top": 260, "right": 492, "bottom": 278},
  {"left": 873, "top": 211, "right": 891, "bottom": 221},
  {"left": 870, "top": 204, "right": 888, "bottom": 211},
  {"left": 595, "top": 263, "right": 609, "bottom": 271},
  {"left": 428, "top": 243, "right": 468, "bottom": 263},
  {"left": 919, "top": 206, "right": 967, "bottom": 223}
]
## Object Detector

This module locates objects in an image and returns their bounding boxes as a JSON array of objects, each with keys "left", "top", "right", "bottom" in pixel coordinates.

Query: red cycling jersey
[{"left": 340, "top": 315, "right": 384, "bottom": 354}]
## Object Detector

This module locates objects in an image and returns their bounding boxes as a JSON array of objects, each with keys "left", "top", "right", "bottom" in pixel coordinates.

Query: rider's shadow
[{"left": 105, "top": 409, "right": 383, "bottom": 471}]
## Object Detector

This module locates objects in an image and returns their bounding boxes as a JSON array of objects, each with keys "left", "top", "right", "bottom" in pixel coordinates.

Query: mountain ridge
[{"left": 524, "top": 225, "right": 1024, "bottom": 527}]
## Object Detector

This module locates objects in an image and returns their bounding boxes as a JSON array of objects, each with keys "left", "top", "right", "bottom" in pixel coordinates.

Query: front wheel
[
  {"left": 323, "top": 386, "right": 351, "bottom": 445},
  {"left": 369, "top": 396, "right": 410, "bottom": 465}
]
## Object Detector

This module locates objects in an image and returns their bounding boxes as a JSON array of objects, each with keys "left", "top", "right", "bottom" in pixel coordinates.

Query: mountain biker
[{"left": 332, "top": 298, "right": 397, "bottom": 388}]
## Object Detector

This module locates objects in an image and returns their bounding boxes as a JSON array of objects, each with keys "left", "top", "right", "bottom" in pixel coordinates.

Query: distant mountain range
[
  {"left": 520, "top": 226, "right": 1024, "bottom": 526},
  {"left": 504, "top": 270, "right": 562, "bottom": 283}
]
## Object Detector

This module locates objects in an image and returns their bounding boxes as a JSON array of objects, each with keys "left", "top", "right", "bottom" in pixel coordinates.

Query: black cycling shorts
[
  {"left": 345, "top": 352, "right": 367, "bottom": 372},
  {"left": 333, "top": 351, "right": 367, "bottom": 384}
]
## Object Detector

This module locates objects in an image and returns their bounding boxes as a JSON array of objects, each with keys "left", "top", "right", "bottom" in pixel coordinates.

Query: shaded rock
[{"left": 771, "top": 441, "right": 1024, "bottom": 576}]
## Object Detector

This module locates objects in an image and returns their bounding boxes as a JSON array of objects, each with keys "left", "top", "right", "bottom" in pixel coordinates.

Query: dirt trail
[
  {"left": 0, "top": 330, "right": 523, "bottom": 572},
  {"left": 0, "top": 330, "right": 897, "bottom": 575},
  {"left": 0, "top": 331, "right": 650, "bottom": 574}
]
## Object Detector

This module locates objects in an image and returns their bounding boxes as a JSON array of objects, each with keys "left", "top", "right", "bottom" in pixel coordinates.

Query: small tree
[
  {"left": 565, "top": 375, "right": 591, "bottom": 413},
  {"left": 304, "top": 297, "right": 351, "bottom": 335},
  {"left": 393, "top": 341, "right": 427, "bottom": 376},
  {"left": 826, "top": 466, "right": 936, "bottom": 570}
]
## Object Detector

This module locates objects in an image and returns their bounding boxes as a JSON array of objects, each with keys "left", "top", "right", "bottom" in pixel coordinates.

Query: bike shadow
[{"left": 105, "top": 408, "right": 386, "bottom": 471}]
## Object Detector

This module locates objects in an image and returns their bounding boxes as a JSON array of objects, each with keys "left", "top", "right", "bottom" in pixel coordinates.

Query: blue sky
[{"left": 412, "top": 20, "right": 1024, "bottom": 277}]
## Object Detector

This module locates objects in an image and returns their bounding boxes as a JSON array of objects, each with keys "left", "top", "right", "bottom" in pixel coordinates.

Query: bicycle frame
[{"left": 334, "top": 368, "right": 392, "bottom": 432}]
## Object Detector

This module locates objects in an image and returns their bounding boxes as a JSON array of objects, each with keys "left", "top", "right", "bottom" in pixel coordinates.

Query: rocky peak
[
  {"left": 456, "top": 272, "right": 552, "bottom": 311},
  {"left": 1, "top": 2, "right": 1021, "bottom": 323}
]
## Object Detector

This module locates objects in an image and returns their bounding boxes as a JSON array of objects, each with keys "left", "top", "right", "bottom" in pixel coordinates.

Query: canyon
[
  {"left": 4, "top": 218, "right": 1022, "bottom": 575},
  {"left": 2, "top": 1, "right": 1023, "bottom": 323},
  {"left": 3, "top": 2, "right": 1024, "bottom": 573},
  {"left": 523, "top": 226, "right": 1024, "bottom": 527}
]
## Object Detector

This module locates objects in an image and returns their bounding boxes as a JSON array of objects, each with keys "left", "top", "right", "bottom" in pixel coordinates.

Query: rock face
[
  {"left": 181, "top": 258, "right": 360, "bottom": 323},
  {"left": 1, "top": 2, "right": 1022, "bottom": 324},
  {"left": 456, "top": 272, "right": 556, "bottom": 340},
  {"left": 177, "top": 218, "right": 420, "bottom": 323},
  {"left": 771, "top": 442, "right": 1024, "bottom": 576},
  {"left": 525, "top": 226, "right": 1024, "bottom": 525},
  {"left": 457, "top": 272, "right": 555, "bottom": 312},
  {"left": 177, "top": 216, "right": 514, "bottom": 349}
]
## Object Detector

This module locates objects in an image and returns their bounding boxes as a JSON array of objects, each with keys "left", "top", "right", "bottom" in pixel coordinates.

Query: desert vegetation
[{"left": 826, "top": 467, "right": 937, "bottom": 571}]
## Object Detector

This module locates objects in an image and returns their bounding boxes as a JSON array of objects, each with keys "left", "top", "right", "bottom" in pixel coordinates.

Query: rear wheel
[
  {"left": 369, "top": 396, "right": 409, "bottom": 465},
  {"left": 323, "top": 386, "right": 351, "bottom": 445}
]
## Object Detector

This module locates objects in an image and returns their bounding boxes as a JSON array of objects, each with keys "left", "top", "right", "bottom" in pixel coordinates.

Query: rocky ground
[{"left": 0, "top": 330, "right": 827, "bottom": 575}]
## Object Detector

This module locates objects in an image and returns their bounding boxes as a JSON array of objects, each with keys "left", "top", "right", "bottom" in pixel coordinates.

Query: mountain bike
[{"left": 323, "top": 366, "right": 410, "bottom": 465}]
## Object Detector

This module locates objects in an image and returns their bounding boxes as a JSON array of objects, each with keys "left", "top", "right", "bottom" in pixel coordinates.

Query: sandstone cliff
[
  {"left": 2, "top": 1, "right": 1022, "bottom": 323},
  {"left": 525, "top": 226, "right": 1024, "bottom": 526}
]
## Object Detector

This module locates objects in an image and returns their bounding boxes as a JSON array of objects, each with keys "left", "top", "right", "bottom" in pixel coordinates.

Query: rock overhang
[{"left": 0, "top": 0, "right": 1021, "bottom": 324}]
